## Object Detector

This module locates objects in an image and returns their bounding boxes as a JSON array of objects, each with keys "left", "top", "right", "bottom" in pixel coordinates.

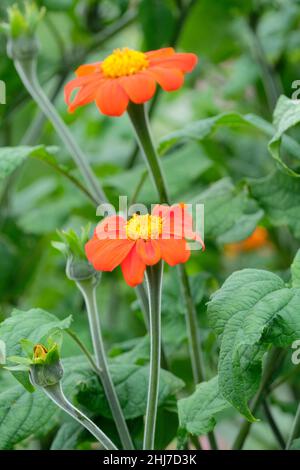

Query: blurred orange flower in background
[
  {"left": 65, "top": 47, "right": 198, "bottom": 116},
  {"left": 85, "top": 204, "right": 204, "bottom": 287},
  {"left": 224, "top": 226, "right": 270, "bottom": 256}
]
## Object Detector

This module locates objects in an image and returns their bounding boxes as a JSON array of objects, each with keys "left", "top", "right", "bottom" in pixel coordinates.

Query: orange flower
[
  {"left": 65, "top": 47, "right": 198, "bottom": 117},
  {"left": 225, "top": 226, "right": 270, "bottom": 255},
  {"left": 85, "top": 204, "right": 204, "bottom": 287}
]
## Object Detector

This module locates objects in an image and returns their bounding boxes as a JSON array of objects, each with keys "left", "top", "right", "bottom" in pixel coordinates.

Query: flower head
[
  {"left": 65, "top": 47, "right": 198, "bottom": 117},
  {"left": 85, "top": 204, "right": 204, "bottom": 287}
]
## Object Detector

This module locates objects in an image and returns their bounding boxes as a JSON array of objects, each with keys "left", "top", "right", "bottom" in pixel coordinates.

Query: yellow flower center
[
  {"left": 101, "top": 48, "right": 149, "bottom": 78},
  {"left": 126, "top": 214, "right": 162, "bottom": 240}
]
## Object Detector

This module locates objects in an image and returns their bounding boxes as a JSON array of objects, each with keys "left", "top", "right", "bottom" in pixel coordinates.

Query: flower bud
[
  {"left": 1, "top": 3, "right": 45, "bottom": 60},
  {"left": 29, "top": 342, "right": 64, "bottom": 388},
  {"left": 53, "top": 226, "right": 99, "bottom": 282}
]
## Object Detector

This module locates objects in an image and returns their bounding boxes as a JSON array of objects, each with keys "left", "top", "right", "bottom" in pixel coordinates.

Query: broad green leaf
[
  {"left": 208, "top": 268, "right": 300, "bottom": 420},
  {"left": 159, "top": 110, "right": 300, "bottom": 159},
  {"left": 50, "top": 421, "right": 82, "bottom": 450},
  {"left": 208, "top": 269, "right": 284, "bottom": 336},
  {"left": 178, "top": 377, "right": 230, "bottom": 435},
  {"left": 291, "top": 250, "right": 300, "bottom": 287},
  {"left": 269, "top": 95, "right": 300, "bottom": 177},
  {"left": 250, "top": 170, "right": 300, "bottom": 239},
  {"left": 193, "top": 179, "right": 263, "bottom": 244},
  {"left": 158, "top": 112, "right": 270, "bottom": 154},
  {"left": 0, "top": 308, "right": 72, "bottom": 357},
  {"left": 75, "top": 359, "right": 184, "bottom": 420},
  {"left": 0, "top": 145, "right": 57, "bottom": 182},
  {"left": 0, "top": 385, "right": 57, "bottom": 449}
]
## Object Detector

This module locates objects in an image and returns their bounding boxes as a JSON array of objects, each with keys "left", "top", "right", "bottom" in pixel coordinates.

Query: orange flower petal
[
  {"left": 150, "top": 53, "right": 198, "bottom": 72},
  {"left": 96, "top": 79, "right": 129, "bottom": 116},
  {"left": 75, "top": 62, "right": 102, "bottom": 77},
  {"left": 158, "top": 238, "right": 190, "bottom": 266},
  {"left": 145, "top": 47, "right": 175, "bottom": 59},
  {"left": 64, "top": 74, "right": 100, "bottom": 111},
  {"left": 148, "top": 67, "right": 184, "bottom": 91},
  {"left": 120, "top": 73, "right": 156, "bottom": 104},
  {"left": 67, "top": 82, "right": 99, "bottom": 113},
  {"left": 136, "top": 239, "right": 161, "bottom": 265},
  {"left": 121, "top": 244, "right": 146, "bottom": 287},
  {"left": 85, "top": 238, "right": 134, "bottom": 271}
]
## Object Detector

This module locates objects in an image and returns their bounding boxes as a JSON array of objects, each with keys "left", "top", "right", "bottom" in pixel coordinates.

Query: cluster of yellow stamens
[
  {"left": 126, "top": 214, "right": 162, "bottom": 240},
  {"left": 101, "top": 48, "right": 149, "bottom": 78}
]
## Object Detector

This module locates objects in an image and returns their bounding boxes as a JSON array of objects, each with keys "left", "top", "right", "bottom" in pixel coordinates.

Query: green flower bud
[
  {"left": 29, "top": 342, "right": 64, "bottom": 387},
  {"left": 1, "top": 2, "right": 45, "bottom": 60},
  {"left": 53, "top": 225, "right": 99, "bottom": 282}
]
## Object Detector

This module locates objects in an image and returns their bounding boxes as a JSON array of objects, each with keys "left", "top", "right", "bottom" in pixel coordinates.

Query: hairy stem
[
  {"left": 14, "top": 57, "right": 107, "bottom": 206},
  {"left": 76, "top": 279, "right": 134, "bottom": 450},
  {"left": 43, "top": 382, "right": 117, "bottom": 450},
  {"left": 143, "top": 261, "right": 164, "bottom": 450}
]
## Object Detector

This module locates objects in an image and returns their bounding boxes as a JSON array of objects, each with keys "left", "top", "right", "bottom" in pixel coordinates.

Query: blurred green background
[{"left": 1, "top": 0, "right": 300, "bottom": 450}]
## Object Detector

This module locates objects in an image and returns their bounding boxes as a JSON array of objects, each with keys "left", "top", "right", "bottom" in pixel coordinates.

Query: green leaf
[
  {"left": 0, "top": 385, "right": 57, "bottom": 449},
  {"left": 207, "top": 268, "right": 300, "bottom": 419},
  {"left": 0, "top": 145, "right": 57, "bottom": 182},
  {"left": 291, "top": 250, "right": 300, "bottom": 287},
  {"left": 269, "top": 95, "right": 300, "bottom": 177},
  {"left": 208, "top": 269, "right": 284, "bottom": 336},
  {"left": 74, "top": 359, "right": 184, "bottom": 420},
  {"left": 0, "top": 308, "right": 72, "bottom": 357},
  {"left": 250, "top": 170, "right": 300, "bottom": 239},
  {"left": 193, "top": 179, "right": 263, "bottom": 244},
  {"left": 158, "top": 112, "right": 271, "bottom": 154},
  {"left": 178, "top": 377, "right": 230, "bottom": 435},
  {"left": 158, "top": 110, "right": 300, "bottom": 166},
  {"left": 50, "top": 421, "right": 82, "bottom": 450}
]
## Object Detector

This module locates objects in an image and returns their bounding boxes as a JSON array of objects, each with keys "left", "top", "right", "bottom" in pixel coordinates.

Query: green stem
[
  {"left": 233, "top": 348, "right": 286, "bottom": 450},
  {"left": 177, "top": 264, "right": 205, "bottom": 383},
  {"left": 143, "top": 261, "right": 164, "bottom": 450},
  {"left": 286, "top": 403, "right": 300, "bottom": 449},
  {"left": 127, "top": 102, "right": 217, "bottom": 449},
  {"left": 262, "top": 398, "right": 285, "bottom": 449},
  {"left": 76, "top": 279, "right": 134, "bottom": 450},
  {"left": 66, "top": 328, "right": 102, "bottom": 377},
  {"left": 43, "top": 382, "right": 117, "bottom": 450},
  {"left": 13, "top": 57, "right": 107, "bottom": 206},
  {"left": 127, "top": 103, "right": 169, "bottom": 203}
]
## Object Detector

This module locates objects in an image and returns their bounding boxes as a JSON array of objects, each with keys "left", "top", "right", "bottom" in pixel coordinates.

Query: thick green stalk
[
  {"left": 127, "top": 103, "right": 169, "bottom": 204},
  {"left": 143, "top": 261, "right": 164, "bottom": 450},
  {"left": 43, "top": 382, "right": 117, "bottom": 450},
  {"left": 77, "top": 279, "right": 134, "bottom": 450},
  {"left": 127, "top": 102, "right": 217, "bottom": 449},
  {"left": 13, "top": 57, "right": 107, "bottom": 206}
]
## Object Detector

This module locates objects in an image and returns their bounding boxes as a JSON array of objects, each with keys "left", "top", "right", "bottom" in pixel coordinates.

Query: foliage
[{"left": 1, "top": 0, "right": 300, "bottom": 452}]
